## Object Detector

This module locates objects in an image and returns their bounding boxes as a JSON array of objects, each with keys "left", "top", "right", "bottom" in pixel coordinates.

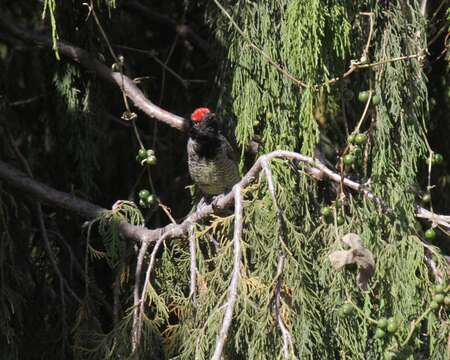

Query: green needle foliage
[{"left": 0, "top": 1, "right": 448, "bottom": 359}]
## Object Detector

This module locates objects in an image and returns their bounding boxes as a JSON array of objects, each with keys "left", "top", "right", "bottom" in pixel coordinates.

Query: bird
[{"left": 187, "top": 107, "right": 240, "bottom": 198}]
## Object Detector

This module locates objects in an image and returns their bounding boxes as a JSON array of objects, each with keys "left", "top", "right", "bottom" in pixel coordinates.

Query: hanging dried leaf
[{"left": 329, "top": 233, "right": 375, "bottom": 290}]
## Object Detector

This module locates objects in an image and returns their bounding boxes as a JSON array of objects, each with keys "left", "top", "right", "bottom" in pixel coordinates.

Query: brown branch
[
  {"left": 2, "top": 150, "right": 450, "bottom": 249},
  {"left": 0, "top": 15, "right": 189, "bottom": 132}
]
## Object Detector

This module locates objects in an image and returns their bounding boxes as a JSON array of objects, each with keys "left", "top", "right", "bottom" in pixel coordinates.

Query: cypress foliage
[{"left": 0, "top": 1, "right": 448, "bottom": 359}]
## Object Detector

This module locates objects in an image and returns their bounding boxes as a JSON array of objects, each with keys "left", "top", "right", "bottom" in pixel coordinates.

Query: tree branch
[
  {"left": 1, "top": 150, "right": 449, "bottom": 249},
  {"left": 211, "top": 183, "right": 243, "bottom": 360},
  {"left": 0, "top": 15, "right": 189, "bottom": 132}
]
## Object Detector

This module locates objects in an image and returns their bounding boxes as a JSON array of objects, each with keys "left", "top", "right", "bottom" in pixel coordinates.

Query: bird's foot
[
  {"left": 210, "top": 194, "right": 225, "bottom": 212},
  {"left": 196, "top": 197, "right": 208, "bottom": 211}
]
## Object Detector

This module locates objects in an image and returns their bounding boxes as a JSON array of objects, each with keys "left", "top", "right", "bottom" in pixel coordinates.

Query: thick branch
[
  {"left": 0, "top": 159, "right": 157, "bottom": 243},
  {"left": 2, "top": 150, "right": 449, "bottom": 248},
  {"left": 0, "top": 16, "right": 189, "bottom": 132}
]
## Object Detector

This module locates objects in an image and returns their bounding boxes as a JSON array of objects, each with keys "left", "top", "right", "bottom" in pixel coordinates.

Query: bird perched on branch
[{"left": 187, "top": 107, "right": 240, "bottom": 198}]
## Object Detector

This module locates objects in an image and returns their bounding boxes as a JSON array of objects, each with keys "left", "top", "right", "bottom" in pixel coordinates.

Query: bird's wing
[{"left": 220, "top": 134, "right": 239, "bottom": 163}]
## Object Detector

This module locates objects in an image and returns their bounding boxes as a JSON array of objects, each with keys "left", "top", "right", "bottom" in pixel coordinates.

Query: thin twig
[
  {"left": 133, "top": 232, "right": 168, "bottom": 351},
  {"left": 354, "top": 90, "right": 373, "bottom": 134},
  {"left": 211, "top": 184, "right": 243, "bottom": 360},
  {"left": 213, "top": 0, "right": 307, "bottom": 88},
  {"left": 115, "top": 44, "right": 188, "bottom": 88},
  {"left": 131, "top": 238, "right": 151, "bottom": 352},
  {"left": 322, "top": 12, "right": 375, "bottom": 87},
  {"left": 189, "top": 224, "right": 197, "bottom": 305}
]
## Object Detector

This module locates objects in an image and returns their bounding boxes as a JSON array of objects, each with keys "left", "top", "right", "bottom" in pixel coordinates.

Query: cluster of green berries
[
  {"left": 138, "top": 189, "right": 157, "bottom": 208},
  {"left": 321, "top": 199, "right": 346, "bottom": 225},
  {"left": 344, "top": 132, "right": 368, "bottom": 167},
  {"left": 339, "top": 304, "right": 400, "bottom": 340},
  {"left": 357, "top": 90, "right": 381, "bottom": 105},
  {"left": 136, "top": 148, "right": 157, "bottom": 166},
  {"left": 430, "top": 280, "right": 449, "bottom": 310},
  {"left": 374, "top": 317, "right": 399, "bottom": 339}
]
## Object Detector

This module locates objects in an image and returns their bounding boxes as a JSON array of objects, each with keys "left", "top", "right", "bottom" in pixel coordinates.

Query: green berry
[
  {"left": 377, "top": 318, "right": 388, "bottom": 329},
  {"left": 354, "top": 133, "right": 368, "bottom": 145},
  {"left": 334, "top": 199, "right": 343, "bottom": 208},
  {"left": 145, "top": 194, "right": 156, "bottom": 205},
  {"left": 374, "top": 328, "right": 386, "bottom": 339},
  {"left": 424, "top": 228, "right": 436, "bottom": 240},
  {"left": 372, "top": 94, "right": 381, "bottom": 105},
  {"left": 138, "top": 148, "right": 147, "bottom": 158},
  {"left": 430, "top": 301, "right": 439, "bottom": 310},
  {"left": 387, "top": 322, "right": 398, "bottom": 333},
  {"left": 433, "top": 153, "right": 444, "bottom": 165},
  {"left": 146, "top": 149, "right": 155, "bottom": 157},
  {"left": 146, "top": 155, "right": 157, "bottom": 166},
  {"left": 341, "top": 303, "right": 353, "bottom": 316},
  {"left": 435, "top": 283, "right": 445, "bottom": 294},
  {"left": 139, "top": 199, "right": 147, "bottom": 207},
  {"left": 422, "top": 193, "right": 431, "bottom": 204},
  {"left": 138, "top": 189, "right": 150, "bottom": 200},
  {"left": 343, "top": 154, "right": 355, "bottom": 166},
  {"left": 266, "top": 112, "right": 273, "bottom": 120},
  {"left": 336, "top": 215, "right": 345, "bottom": 226},
  {"left": 347, "top": 134, "right": 356, "bottom": 144},
  {"left": 434, "top": 293, "right": 445, "bottom": 304},
  {"left": 358, "top": 91, "right": 369, "bottom": 103},
  {"left": 321, "top": 207, "right": 332, "bottom": 217}
]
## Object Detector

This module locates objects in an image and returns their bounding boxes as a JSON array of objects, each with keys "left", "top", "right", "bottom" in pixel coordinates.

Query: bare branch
[
  {"left": 2, "top": 150, "right": 450, "bottom": 249},
  {"left": 132, "top": 232, "right": 167, "bottom": 352},
  {"left": 211, "top": 184, "right": 243, "bottom": 360},
  {"left": 131, "top": 239, "right": 151, "bottom": 352},
  {"left": 0, "top": 16, "right": 189, "bottom": 132}
]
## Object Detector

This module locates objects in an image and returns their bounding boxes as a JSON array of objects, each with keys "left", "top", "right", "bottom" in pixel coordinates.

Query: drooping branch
[
  {"left": 132, "top": 232, "right": 168, "bottom": 352},
  {"left": 0, "top": 16, "right": 189, "bottom": 133},
  {"left": 211, "top": 183, "right": 243, "bottom": 360}
]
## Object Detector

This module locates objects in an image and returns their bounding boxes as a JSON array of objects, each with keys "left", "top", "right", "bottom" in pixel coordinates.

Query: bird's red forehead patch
[{"left": 191, "top": 107, "right": 211, "bottom": 123}]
